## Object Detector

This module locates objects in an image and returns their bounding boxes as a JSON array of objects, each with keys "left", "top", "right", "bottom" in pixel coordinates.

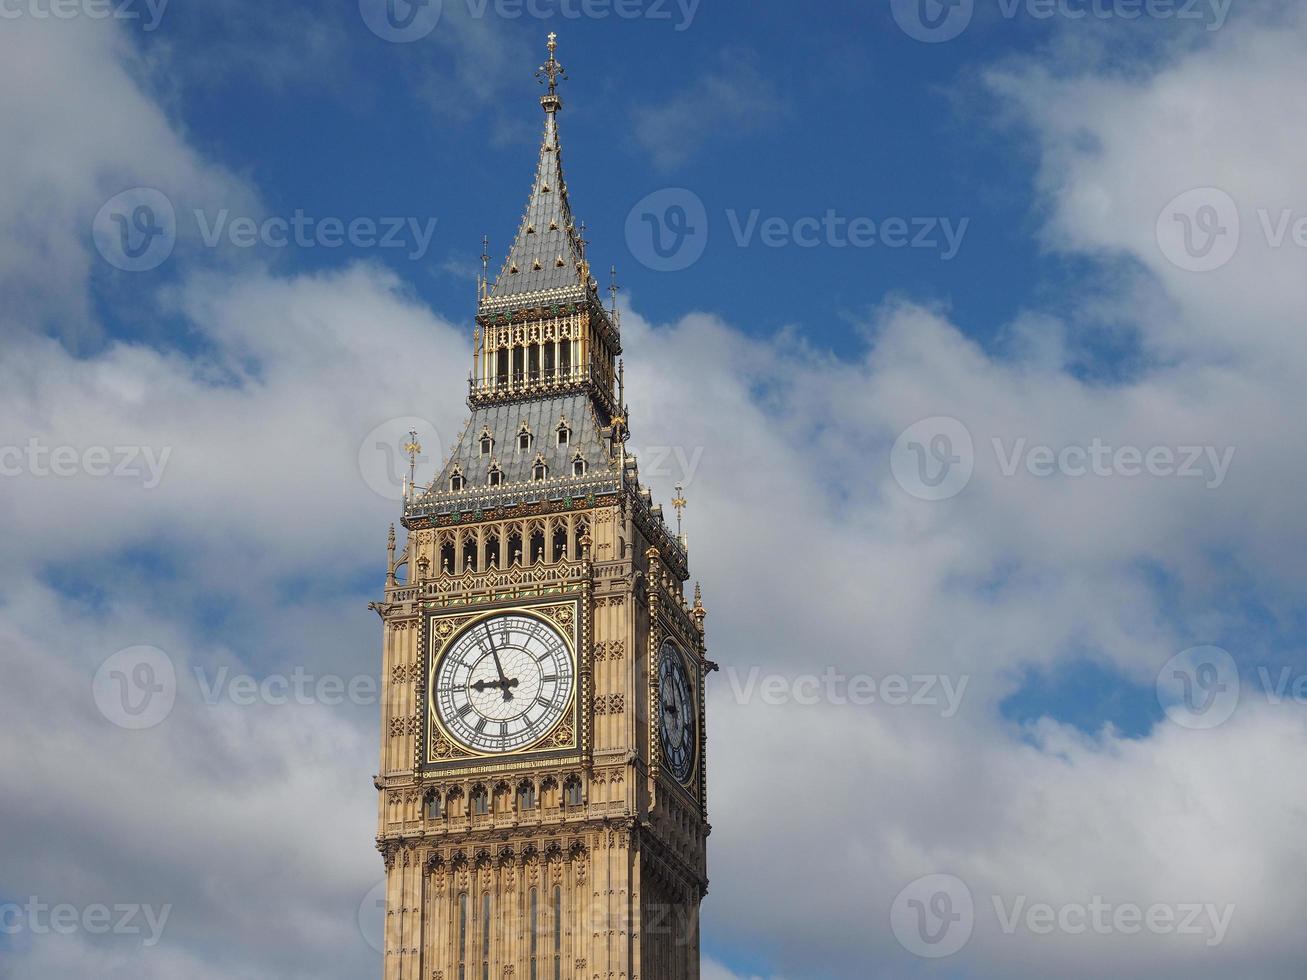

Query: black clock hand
[{"left": 484, "top": 624, "right": 515, "bottom": 700}]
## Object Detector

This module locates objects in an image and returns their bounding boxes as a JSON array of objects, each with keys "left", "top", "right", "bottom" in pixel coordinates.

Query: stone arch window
[
  {"left": 479, "top": 429, "right": 494, "bottom": 456},
  {"left": 563, "top": 776, "right": 582, "bottom": 808},
  {"left": 487, "top": 463, "right": 502, "bottom": 487},
  {"left": 462, "top": 536, "right": 477, "bottom": 573},
  {"left": 540, "top": 776, "right": 560, "bottom": 809},
  {"left": 530, "top": 525, "right": 546, "bottom": 564},
  {"left": 445, "top": 785, "right": 465, "bottom": 817},
  {"left": 551, "top": 524, "right": 568, "bottom": 563},
  {"left": 449, "top": 467, "right": 466, "bottom": 492},
  {"left": 440, "top": 537, "right": 456, "bottom": 575},
  {"left": 471, "top": 785, "right": 489, "bottom": 816},
  {"left": 573, "top": 520, "right": 589, "bottom": 560},
  {"left": 492, "top": 782, "right": 512, "bottom": 814},
  {"left": 508, "top": 528, "right": 523, "bottom": 566},
  {"left": 424, "top": 789, "right": 441, "bottom": 820},
  {"left": 517, "top": 779, "right": 536, "bottom": 810},
  {"left": 485, "top": 532, "right": 500, "bottom": 570},
  {"left": 556, "top": 419, "right": 571, "bottom": 447}
]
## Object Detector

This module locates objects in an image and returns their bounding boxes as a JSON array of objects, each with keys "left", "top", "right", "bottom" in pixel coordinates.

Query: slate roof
[
  {"left": 421, "top": 393, "right": 615, "bottom": 503},
  {"left": 486, "top": 106, "right": 590, "bottom": 306}
]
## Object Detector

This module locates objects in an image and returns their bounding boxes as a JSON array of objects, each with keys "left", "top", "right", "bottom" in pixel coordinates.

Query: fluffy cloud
[{"left": 3, "top": 7, "right": 1307, "bottom": 980}]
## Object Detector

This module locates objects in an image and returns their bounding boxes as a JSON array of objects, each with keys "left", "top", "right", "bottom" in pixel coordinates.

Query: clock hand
[{"left": 483, "top": 623, "right": 515, "bottom": 700}]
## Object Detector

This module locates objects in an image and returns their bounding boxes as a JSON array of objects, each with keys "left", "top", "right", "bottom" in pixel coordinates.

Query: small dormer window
[
  {"left": 480, "top": 433, "right": 494, "bottom": 456},
  {"left": 572, "top": 456, "right": 586, "bottom": 477},
  {"left": 488, "top": 464, "right": 502, "bottom": 487},
  {"left": 533, "top": 456, "right": 548, "bottom": 481},
  {"left": 450, "top": 469, "right": 465, "bottom": 492},
  {"left": 556, "top": 421, "right": 570, "bottom": 447},
  {"left": 518, "top": 426, "right": 533, "bottom": 452}
]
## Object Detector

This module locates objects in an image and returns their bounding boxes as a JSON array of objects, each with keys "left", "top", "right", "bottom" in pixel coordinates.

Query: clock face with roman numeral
[
  {"left": 658, "top": 639, "right": 696, "bottom": 784},
  {"left": 433, "top": 613, "right": 574, "bottom": 755}
]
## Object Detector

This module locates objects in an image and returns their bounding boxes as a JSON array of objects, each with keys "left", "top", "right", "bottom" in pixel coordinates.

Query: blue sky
[{"left": 4, "top": 1, "right": 1307, "bottom": 978}]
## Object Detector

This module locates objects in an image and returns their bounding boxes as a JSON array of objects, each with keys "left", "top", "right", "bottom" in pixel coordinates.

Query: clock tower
[{"left": 371, "top": 36, "right": 712, "bottom": 980}]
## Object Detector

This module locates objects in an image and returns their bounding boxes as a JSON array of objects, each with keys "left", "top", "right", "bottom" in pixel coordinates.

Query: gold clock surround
[{"left": 423, "top": 599, "right": 583, "bottom": 768}]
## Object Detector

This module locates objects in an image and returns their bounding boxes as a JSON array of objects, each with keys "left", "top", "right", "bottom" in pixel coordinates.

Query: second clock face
[
  {"left": 658, "top": 639, "right": 696, "bottom": 783},
  {"left": 433, "top": 612, "right": 574, "bottom": 755}
]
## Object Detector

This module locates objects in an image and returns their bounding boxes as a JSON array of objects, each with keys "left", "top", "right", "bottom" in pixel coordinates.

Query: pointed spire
[{"left": 485, "top": 34, "right": 589, "bottom": 308}]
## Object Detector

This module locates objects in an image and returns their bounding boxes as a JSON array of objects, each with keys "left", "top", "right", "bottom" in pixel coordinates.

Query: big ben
[{"left": 371, "top": 35, "right": 712, "bottom": 980}]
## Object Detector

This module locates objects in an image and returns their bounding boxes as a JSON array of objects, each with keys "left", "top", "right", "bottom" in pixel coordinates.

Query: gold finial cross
[
  {"left": 404, "top": 429, "right": 422, "bottom": 497},
  {"left": 672, "top": 484, "right": 687, "bottom": 536},
  {"left": 537, "top": 33, "right": 567, "bottom": 99}
]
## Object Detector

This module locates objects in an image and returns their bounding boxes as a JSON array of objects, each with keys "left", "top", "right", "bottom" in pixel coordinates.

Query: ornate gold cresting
[{"left": 537, "top": 32, "right": 567, "bottom": 111}]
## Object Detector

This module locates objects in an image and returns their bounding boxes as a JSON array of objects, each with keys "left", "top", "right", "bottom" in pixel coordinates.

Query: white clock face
[
  {"left": 658, "top": 639, "right": 696, "bottom": 783},
  {"left": 433, "top": 613, "right": 574, "bottom": 754}
]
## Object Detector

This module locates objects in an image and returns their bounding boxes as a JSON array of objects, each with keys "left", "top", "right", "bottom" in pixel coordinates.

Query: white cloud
[{"left": 3, "top": 6, "right": 1307, "bottom": 980}]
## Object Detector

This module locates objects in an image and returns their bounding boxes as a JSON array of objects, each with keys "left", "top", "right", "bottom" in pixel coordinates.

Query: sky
[{"left": 2, "top": 0, "right": 1307, "bottom": 977}]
